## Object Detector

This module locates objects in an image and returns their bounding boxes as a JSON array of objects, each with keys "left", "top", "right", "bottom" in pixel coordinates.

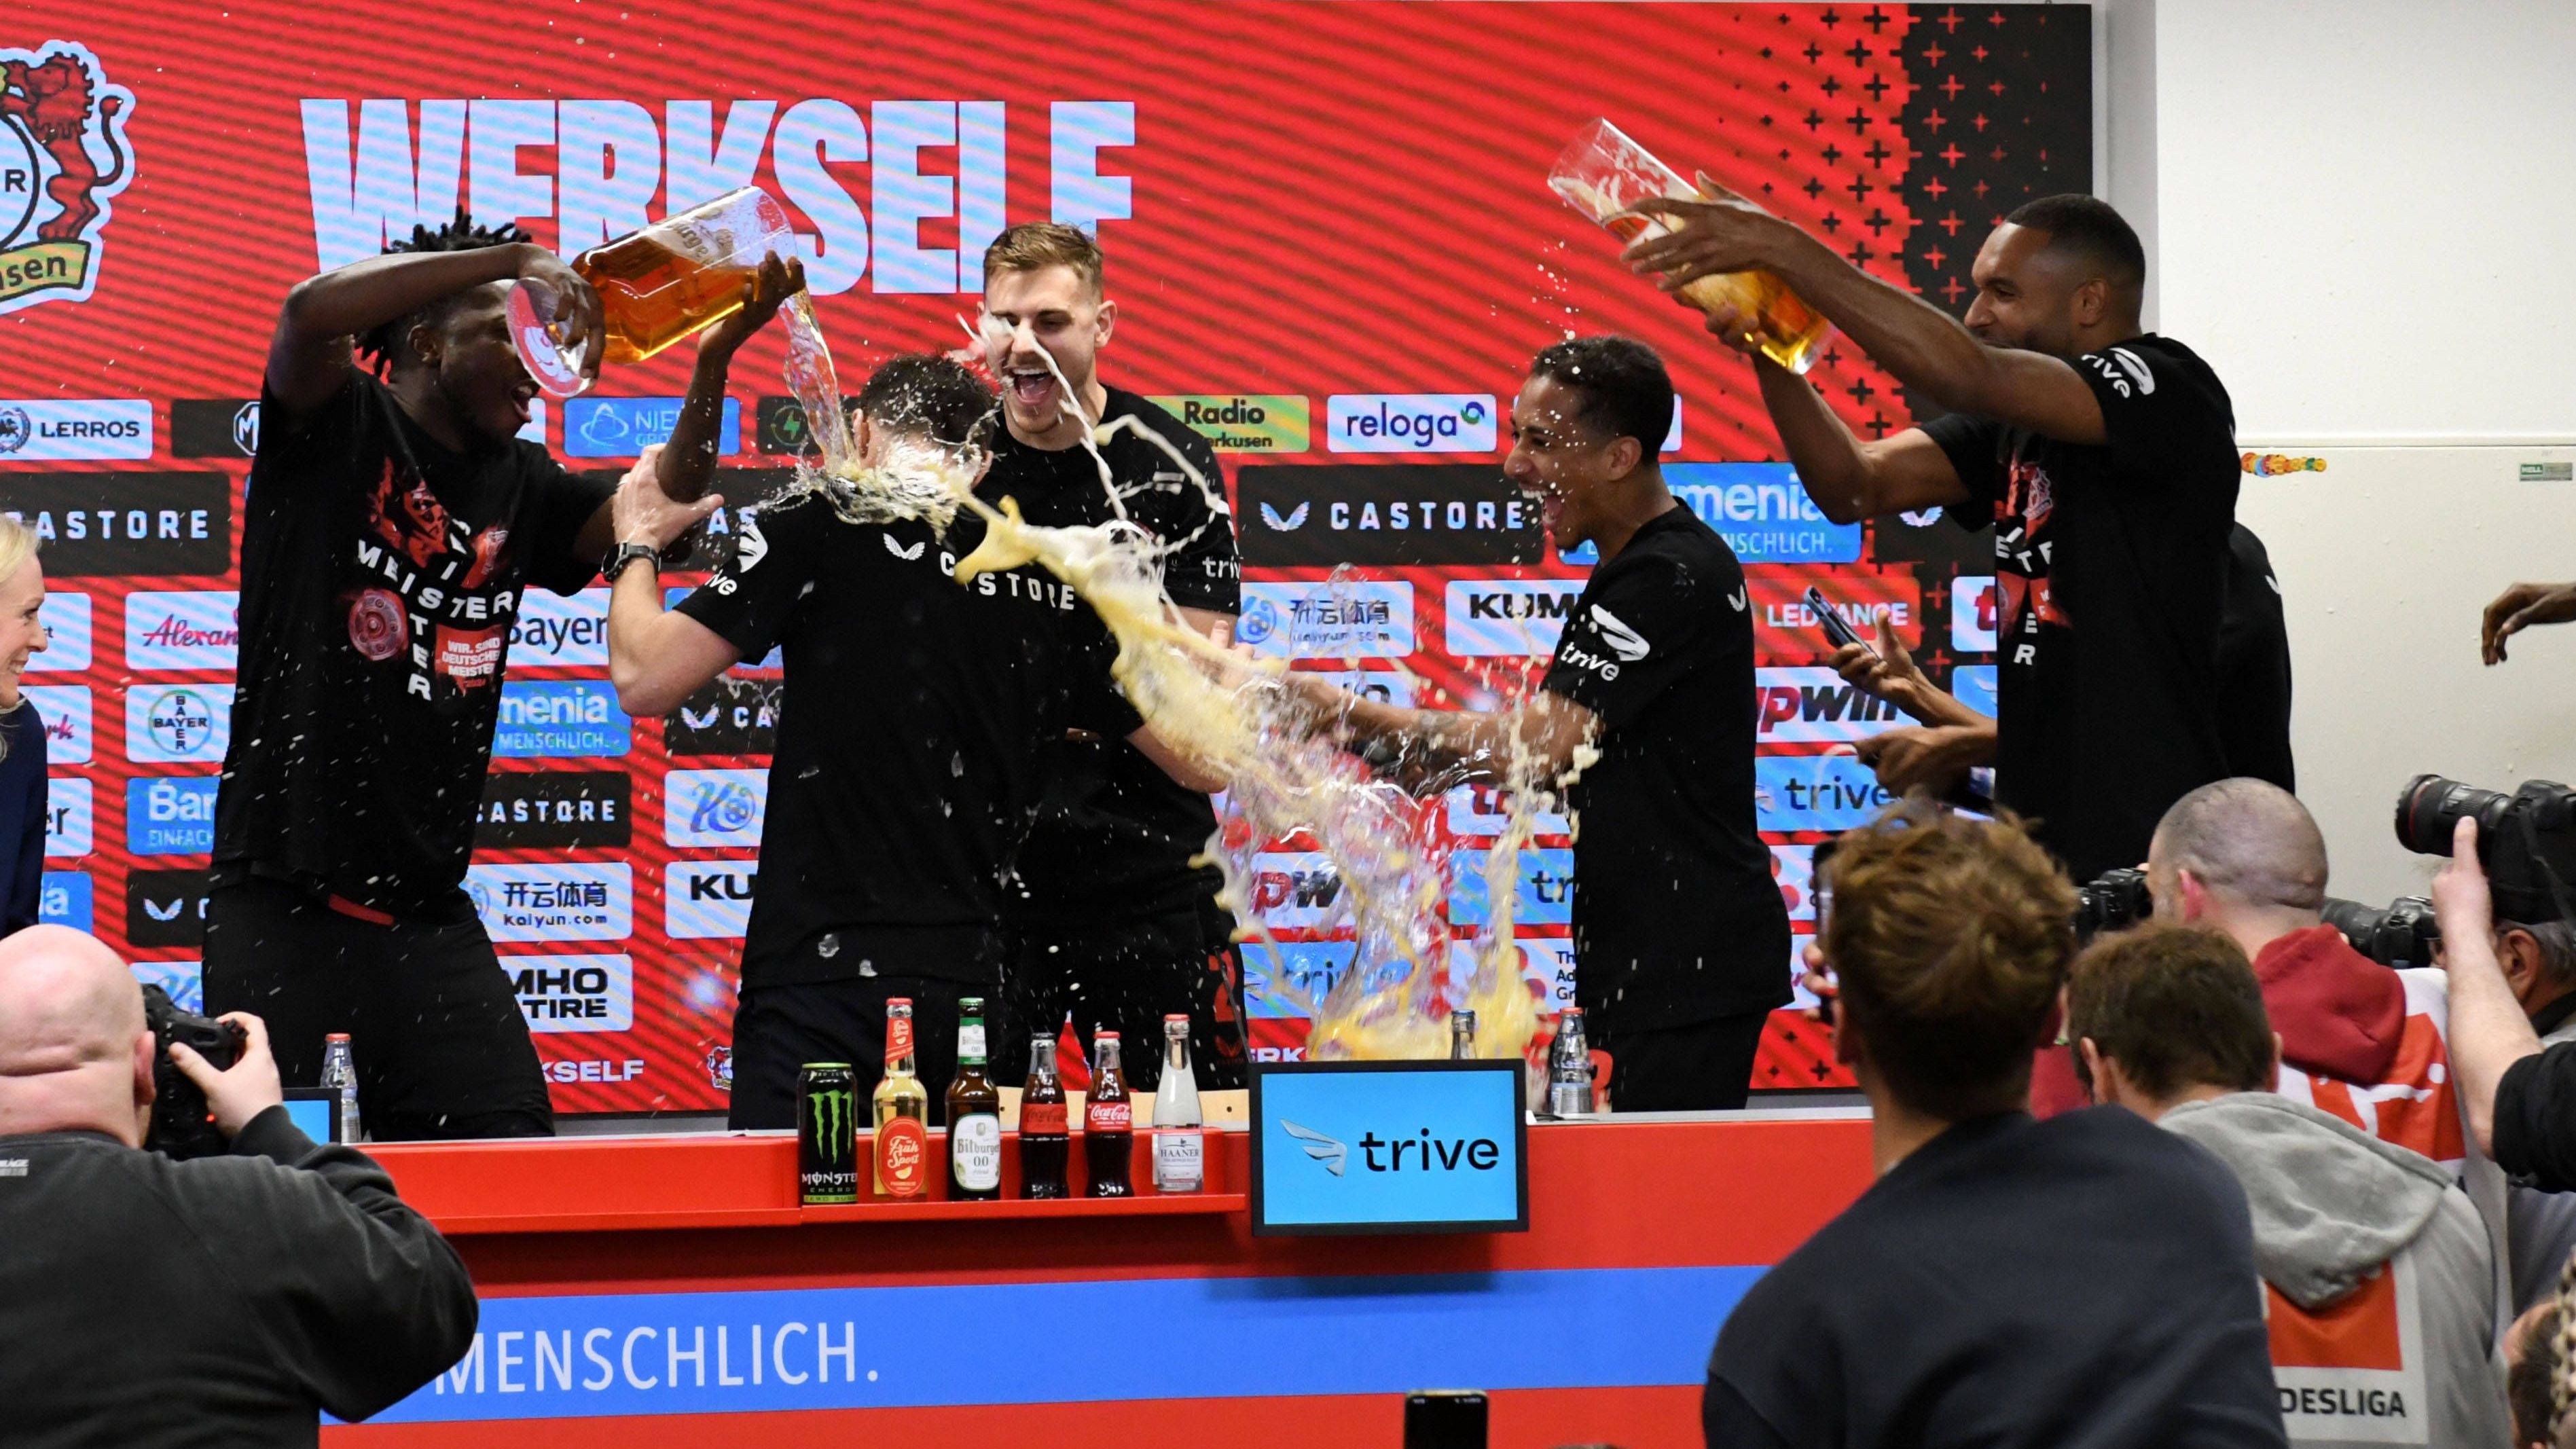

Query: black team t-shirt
[
  {"left": 978, "top": 387, "right": 1239, "bottom": 929},
  {"left": 2219, "top": 524, "right": 2294, "bottom": 792},
  {"left": 1540, "top": 505, "right": 1789, "bottom": 1031},
  {"left": 675, "top": 491, "right": 1142, "bottom": 988},
  {"left": 213, "top": 375, "right": 610, "bottom": 921},
  {"left": 1703, "top": 1109, "right": 2287, "bottom": 1448},
  {"left": 1923, "top": 334, "right": 2240, "bottom": 880}
]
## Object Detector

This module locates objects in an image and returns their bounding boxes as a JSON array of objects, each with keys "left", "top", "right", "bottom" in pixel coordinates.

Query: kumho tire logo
[{"left": 0, "top": 41, "right": 134, "bottom": 314}]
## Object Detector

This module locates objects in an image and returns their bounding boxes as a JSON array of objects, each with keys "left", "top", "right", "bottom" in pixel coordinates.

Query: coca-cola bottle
[
  {"left": 1019, "top": 1033, "right": 1069, "bottom": 1200},
  {"left": 1085, "top": 1031, "right": 1133, "bottom": 1198}
]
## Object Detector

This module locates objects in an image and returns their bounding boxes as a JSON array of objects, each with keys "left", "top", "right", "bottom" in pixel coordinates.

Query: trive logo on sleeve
[
  {"left": 23, "top": 593, "right": 90, "bottom": 673},
  {"left": 1951, "top": 575, "right": 1999, "bottom": 653},
  {"left": 1448, "top": 847, "right": 1575, "bottom": 927},
  {"left": 126, "top": 777, "right": 215, "bottom": 856},
  {"left": 666, "top": 862, "right": 757, "bottom": 939},
  {"left": 38, "top": 871, "right": 91, "bottom": 931},
  {"left": 466, "top": 863, "right": 633, "bottom": 943},
  {"left": 1755, "top": 667, "right": 1905, "bottom": 743},
  {"left": 1444, "top": 580, "right": 1584, "bottom": 658},
  {"left": 509, "top": 953, "right": 636, "bottom": 1033},
  {"left": 124, "top": 684, "right": 234, "bottom": 764},
  {"left": 509, "top": 589, "right": 611, "bottom": 668},
  {"left": 21, "top": 684, "right": 90, "bottom": 763},
  {"left": 664, "top": 769, "right": 768, "bottom": 847},
  {"left": 1237, "top": 582, "right": 1414, "bottom": 660},
  {"left": 496, "top": 682, "right": 633, "bottom": 758},
  {"left": 44, "top": 776, "right": 92, "bottom": 857},
  {"left": 123, "top": 591, "right": 240, "bottom": 671}
]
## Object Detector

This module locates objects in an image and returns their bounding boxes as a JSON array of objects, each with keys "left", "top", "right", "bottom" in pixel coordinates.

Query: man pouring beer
[{"left": 205, "top": 209, "right": 797, "bottom": 1140}]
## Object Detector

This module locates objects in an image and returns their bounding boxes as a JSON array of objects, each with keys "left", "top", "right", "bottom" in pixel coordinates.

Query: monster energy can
[{"left": 798, "top": 1062, "right": 860, "bottom": 1205}]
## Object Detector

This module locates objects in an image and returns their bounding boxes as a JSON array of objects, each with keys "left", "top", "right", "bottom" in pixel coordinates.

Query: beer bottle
[
  {"left": 1151, "top": 1015, "right": 1204, "bottom": 1194},
  {"left": 946, "top": 998, "right": 1002, "bottom": 1202},
  {"left": 1449, "top": 1009, "right": 1479, "bottom": 1061},
  {"left": 1085, "top": 1031, "right": 1134, "bottom": 1198},
  {"left": 871, "top": 998, "right": 932, "bottom": 1198},
  {"left": 1019, "top": 1033, "right": 1070, "bottom": 1200}
]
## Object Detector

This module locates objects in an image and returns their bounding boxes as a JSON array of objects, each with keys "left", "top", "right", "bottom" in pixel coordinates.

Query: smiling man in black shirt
[
  {"left": 606, "top": 354, "right": 1218, "bottom": 1128},
  {"left": 973, "top": 223, "right": 1245, "bottom": 1094},
  {"left": 205, "top": 213, "right": 789, "bottom": 1140},
  {"left": 1283, "top": 337, "right": 1788, "bottom": 1110},
  {"left": 1631, "top": 191, "right": 2238, "bottom": 879}
]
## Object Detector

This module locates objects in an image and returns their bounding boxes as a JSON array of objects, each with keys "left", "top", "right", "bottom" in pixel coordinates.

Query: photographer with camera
[{"left": 0, "top": 925, "right": 476, "bottom": 1444}]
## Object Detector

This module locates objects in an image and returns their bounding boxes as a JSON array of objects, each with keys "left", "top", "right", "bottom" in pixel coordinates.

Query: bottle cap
[
  {"left": 1165, "top": 1014, "right": 1189, "bottom": 1024},
  {"left": 888, "top": 997, "right": 913, "bottom": 1009},
  {"left": 327, "top": 1032, "right": 351, "bottom": 1043},
  {"left": 1096, "top": 1030, "right": 1120, "bottom": 1040}
]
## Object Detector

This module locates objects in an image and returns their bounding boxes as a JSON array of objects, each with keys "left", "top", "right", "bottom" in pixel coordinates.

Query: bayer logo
[{"left": 145, "top": 689, "right": 216, "bottom": 756}]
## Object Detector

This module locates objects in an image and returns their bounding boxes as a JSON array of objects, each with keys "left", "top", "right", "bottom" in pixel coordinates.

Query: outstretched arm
[
  {"left": 1622, "top": 179, "right": 2111, "bottom": 447},
  {"left": 1289, "top": 676, "right": 1598, "bottom": 789},
  {"left": 266, "top": 241, "right": 602, "bottom": 415},
  {"left": 604, "top": 446, "right": 741, "bottom": 716}
]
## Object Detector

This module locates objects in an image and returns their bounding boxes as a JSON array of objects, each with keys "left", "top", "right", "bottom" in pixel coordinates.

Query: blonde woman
[{"left": 0, "top": 516, "right": 50, "bottom": 936}]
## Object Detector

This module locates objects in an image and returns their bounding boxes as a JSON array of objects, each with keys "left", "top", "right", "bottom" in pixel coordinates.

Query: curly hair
[
  {"left": 1822, "top": 796, "right": 2078, "bottom": 1119},
  {"left": 355, "top": 206, "right": 530, "bottom": 378}
]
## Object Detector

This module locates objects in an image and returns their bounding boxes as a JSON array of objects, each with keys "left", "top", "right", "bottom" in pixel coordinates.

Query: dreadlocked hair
[{"left": 355, "top": 206, "right": 532, "bottom": 378}]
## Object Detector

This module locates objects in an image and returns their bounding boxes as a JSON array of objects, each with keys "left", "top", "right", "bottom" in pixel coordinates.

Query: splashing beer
[{"left": 1549, "top": 118, "right": 1830, "bottom": 374}]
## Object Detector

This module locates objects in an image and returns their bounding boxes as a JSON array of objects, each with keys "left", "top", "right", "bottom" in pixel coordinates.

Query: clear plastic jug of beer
[
  {"left": 1548, "top": 118, "right": 1831, "bottom": 375},
  {"left": 507, "top": 185, "right": 799, "bottom": 397}
]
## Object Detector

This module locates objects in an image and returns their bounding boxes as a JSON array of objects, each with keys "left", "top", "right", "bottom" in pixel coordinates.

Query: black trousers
[
  {"left": 994, "top": 898, "right": 1248, "bottom": 1094},
  {"left": 729, "top": 975, "right": 980, "bottom": 1130},
  {"left": 1600, "top": 1010, "right": 1771, "bottom": 1112},
  {"left": 201, "top": 879, "right": 553, "bottom": 1140}
]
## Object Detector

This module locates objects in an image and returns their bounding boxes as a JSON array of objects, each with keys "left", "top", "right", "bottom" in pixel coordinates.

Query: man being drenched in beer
[
  {"left": 1276, "top": 337, "right": 1791, "bottom": 1112},
  {"left": 605, "top": 356, "right": 1222, "bottom": 1129},
  {"left": 1630, "top": 190, "right": 2240, "bottom": 882},
  {"left": 205, "top": 210, "right": 797, "bottom": 1140}
]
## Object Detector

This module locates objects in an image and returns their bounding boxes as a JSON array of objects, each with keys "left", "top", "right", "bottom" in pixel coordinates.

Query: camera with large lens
[
  {"left": 2395, "top": 774, "right": 2576, "bottom": 923},
  {"left": 2075, "top": 867, "right": 2152, "bottom": 941},
  {"left": 2321, "top": 895, "right": 2440, "bottom": 968},
  {"left": 143, "top": 985, "right": 244, "bottom": 1160}
]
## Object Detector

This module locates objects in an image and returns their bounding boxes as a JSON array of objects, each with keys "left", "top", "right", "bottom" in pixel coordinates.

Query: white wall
[
  {"left": 2091, "top": 1, "right": 2576, "bottom": 902},
  {"left": 2146, "top": 0, "right": 2576, "bottom": 443}
]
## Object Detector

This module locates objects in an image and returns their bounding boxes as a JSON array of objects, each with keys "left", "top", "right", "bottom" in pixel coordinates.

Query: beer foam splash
[{"left": 769, "top": 318, "right": 1573, "bottom": 1065}]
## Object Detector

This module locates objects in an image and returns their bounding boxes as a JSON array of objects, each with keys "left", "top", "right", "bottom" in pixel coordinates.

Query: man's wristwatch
[{"left": 602, "top": 541, "right": 661, "bottom": 583}]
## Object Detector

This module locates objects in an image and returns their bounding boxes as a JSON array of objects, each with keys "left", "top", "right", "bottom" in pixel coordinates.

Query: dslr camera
[
  {"left": 2320, "top": 895, "right": 2439, "bottom": 969},
  {"left": 2075, "top": 867, "right": 2152, "bottom": 941},
  {"left": 2395, "top": 774, "right": 2576, "bottom": 924},
  {"left": 142, "top": 985, "right": 244, "bottom": 1160}
]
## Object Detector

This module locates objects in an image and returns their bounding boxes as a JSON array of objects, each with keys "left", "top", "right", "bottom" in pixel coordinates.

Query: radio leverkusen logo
[{"left": 0, "top": 41, "right": 134, "bottom": 314}]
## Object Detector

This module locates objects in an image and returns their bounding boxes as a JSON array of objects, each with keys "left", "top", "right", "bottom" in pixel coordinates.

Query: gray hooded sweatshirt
[{"left": 2161, "top": 1093, "right": 2510, "bottom": 1449}]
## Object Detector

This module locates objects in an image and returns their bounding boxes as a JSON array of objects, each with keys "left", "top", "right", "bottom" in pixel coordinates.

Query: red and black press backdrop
[{"left": 0, "top": 2, "right": 2090, "bottom": 1112}]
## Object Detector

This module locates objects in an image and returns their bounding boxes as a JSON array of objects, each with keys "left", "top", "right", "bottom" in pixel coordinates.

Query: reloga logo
[{"left": 1326, "top": 394, "right": 1495, "bottom": 454}]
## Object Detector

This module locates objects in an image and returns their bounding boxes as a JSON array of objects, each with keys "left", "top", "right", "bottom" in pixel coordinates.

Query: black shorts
[
  {"left": 201, "top": 879, "right": 552, "bottom": 1141},
  {"left": 995, "top": 898, "right": 1247, "bottom": 1093},
  {"left": 728, "top": 975, "right": 980, "bottom": 1131},
  {"left": 1599, "top": 1010, "right": 1770, "bottom": 1113}
]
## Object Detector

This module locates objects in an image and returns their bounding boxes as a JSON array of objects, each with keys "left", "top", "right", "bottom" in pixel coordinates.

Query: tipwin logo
[{"left": 0, "top": 41, "right": 134, "bottom": 316}]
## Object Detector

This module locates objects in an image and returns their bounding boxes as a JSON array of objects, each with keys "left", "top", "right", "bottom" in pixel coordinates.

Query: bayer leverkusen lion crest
[{"left": 0, "top": 40, "right": 134, "bottom": 316}]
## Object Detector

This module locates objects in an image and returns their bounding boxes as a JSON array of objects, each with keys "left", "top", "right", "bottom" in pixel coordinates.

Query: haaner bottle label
[
  {"left": 878, "top": 1118, "right": 928, "bottom": 1197},
  {"left": 1021, "top": 1102, "right": 1067, "bottom": 1135},
  {"left": 1089, "top": 1100, "right": 1131, "bottom": 1131},
  {"left": 1155, "top": 1129, "right": 1205, "bottom": 1192},
  {"left": 952, "top": 1114, "right": 1001, "bottom": 1191}
]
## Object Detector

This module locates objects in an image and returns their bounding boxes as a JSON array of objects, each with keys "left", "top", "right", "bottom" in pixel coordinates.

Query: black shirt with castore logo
[
  {"left": 1540, "top": 505, "right": 1789, "bottom": 1031},
  {"left": 978, "top": 387, "right": 1239, "bottom": 929},
  {"left": 1923, "top": 333, "right": 2241, "bottom": 880},
  {"left": 213, "top": 375, "right": 610, "bottom": 921},
  {"left": 675, "top": 491, "right": 1142, "bottom": 989}
]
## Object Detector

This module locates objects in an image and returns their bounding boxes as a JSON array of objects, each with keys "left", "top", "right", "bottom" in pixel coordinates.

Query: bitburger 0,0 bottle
[
  {"left": 872, "top": 999, "right": 931, "bottom": 1198},
  {"left": 797, "top": 1062, "right": 858, "bottom": 1205},
  {"left": 945, "top": 998, "right": 1002, "bottom": 1201}
]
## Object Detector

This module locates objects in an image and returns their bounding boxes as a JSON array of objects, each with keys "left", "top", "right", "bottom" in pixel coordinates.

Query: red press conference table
[{"left": 330, "top": 1108, "right": 1873, "bottom": 1448}]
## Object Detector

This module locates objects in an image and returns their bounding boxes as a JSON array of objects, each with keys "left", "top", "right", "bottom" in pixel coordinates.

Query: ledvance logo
[{"left": 1326, "top": 394, "right": 1495, "bottom": 454}]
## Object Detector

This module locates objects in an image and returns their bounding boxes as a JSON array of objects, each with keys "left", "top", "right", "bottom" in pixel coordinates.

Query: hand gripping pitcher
[{"left": 1548, "top": 118, "right": 1830, "bottom": 375}]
